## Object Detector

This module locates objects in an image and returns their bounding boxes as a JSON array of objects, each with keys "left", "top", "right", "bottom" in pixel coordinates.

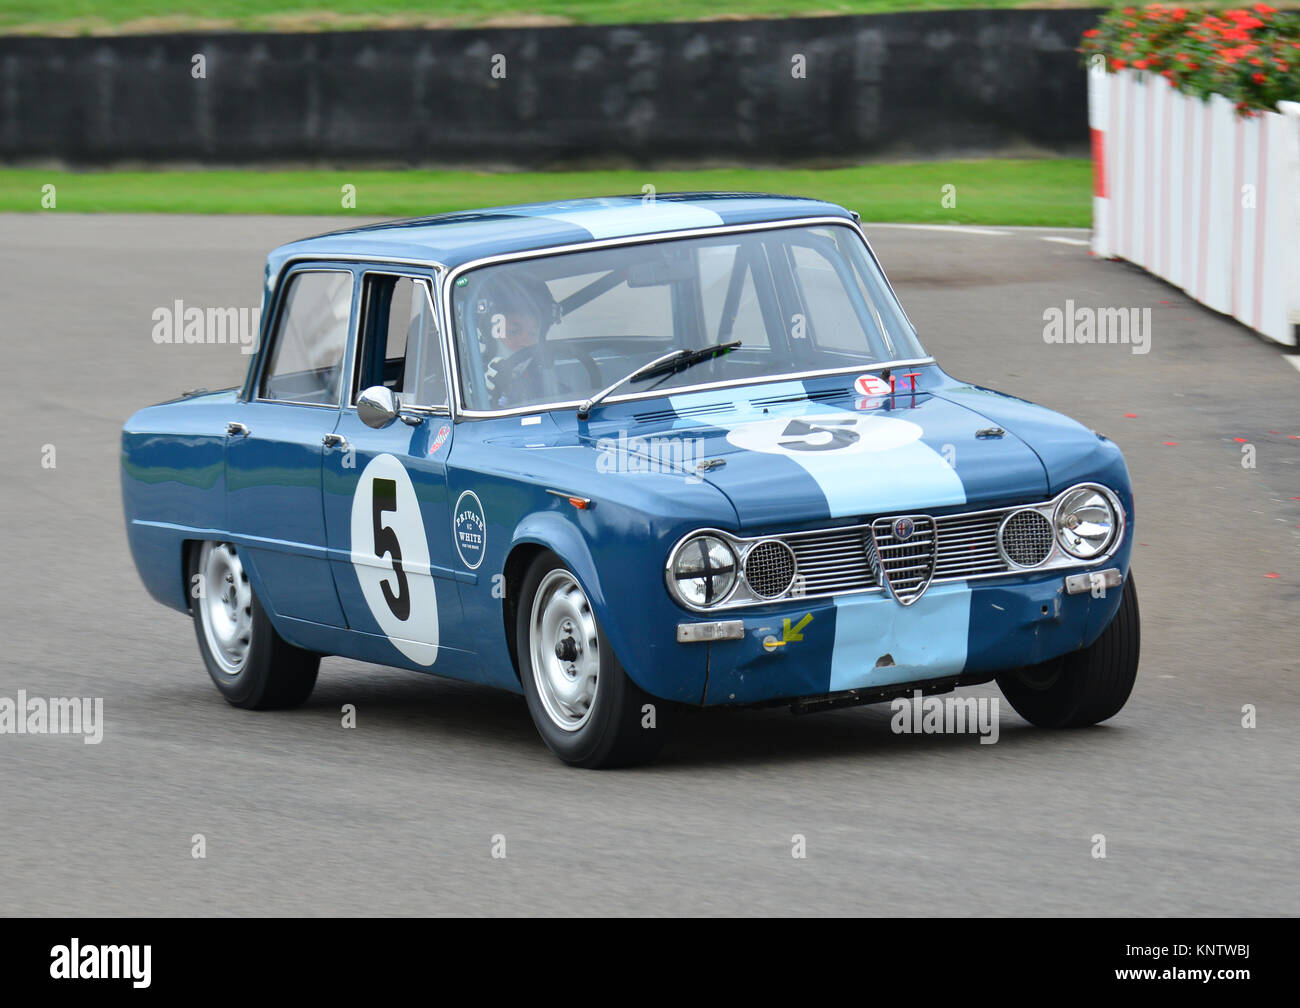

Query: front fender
[{"left": 506, "top": 508, "right": 712, "bottom": 705}]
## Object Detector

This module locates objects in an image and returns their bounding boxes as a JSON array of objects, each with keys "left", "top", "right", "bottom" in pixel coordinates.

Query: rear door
[
  {"left": 321, "top": 269, "right": 472, "bottom": 669},
  {"left": 225, "top": 265, "right": 355, "bottom": 627}
]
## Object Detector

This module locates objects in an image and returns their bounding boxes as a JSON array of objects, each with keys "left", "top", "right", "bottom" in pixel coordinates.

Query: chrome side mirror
[{"left": 357, "top": 385, "right": 399, "bottom": 429}]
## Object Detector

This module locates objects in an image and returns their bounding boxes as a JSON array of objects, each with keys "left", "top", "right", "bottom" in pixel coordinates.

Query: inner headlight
[
  {"left": 670, "top": 535, "right": 738, "bottom": 607},
  {"left": 1054, "top": 486, "right": 1117, "bottom": 559}
]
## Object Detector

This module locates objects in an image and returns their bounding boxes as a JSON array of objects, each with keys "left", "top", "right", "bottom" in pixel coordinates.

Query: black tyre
[
  {"left": 189, "top": 541, "right": 320, "bottom": 710},
  {"left": 997, "top": 572, "right": 1140, "bottom": 728},
  {"left": 516, "top": 550, "right": 665, "bottom": 768}
]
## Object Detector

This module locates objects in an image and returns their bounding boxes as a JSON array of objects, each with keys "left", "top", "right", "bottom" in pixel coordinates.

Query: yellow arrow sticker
[
  {"left": 763, "top": 614, "right": 814, "bottom": 651},
  {"left": 783, "top": 613, "right": 813, "bottom": 642}
]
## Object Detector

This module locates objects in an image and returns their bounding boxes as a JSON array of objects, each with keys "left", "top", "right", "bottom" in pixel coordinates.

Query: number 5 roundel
[{"left": 350, "top": 453, "right": 439, "bottom": 666}]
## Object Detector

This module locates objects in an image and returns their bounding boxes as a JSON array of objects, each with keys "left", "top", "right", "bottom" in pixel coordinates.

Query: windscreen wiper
[{"left": 577, "top": 341, "right": 741, "bottom": 420}]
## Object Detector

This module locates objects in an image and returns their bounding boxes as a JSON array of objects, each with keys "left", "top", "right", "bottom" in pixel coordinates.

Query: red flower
[
  {"left": 1252, "top": 72, "right": 1266, "bottom": 83},
  {"left": 1253, "top": 4, "right": 1276, "bottom": 15},
  {"left": 1084, "top": 28, "right": 1100, "bottom": 38},
  {"left": 1135, "top": 58, "right": 1150, "bottom": 69}
]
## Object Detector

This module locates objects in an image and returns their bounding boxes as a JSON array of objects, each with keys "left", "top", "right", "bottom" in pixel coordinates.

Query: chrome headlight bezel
[
  {"left": 666, "top": 529, "right": 807, "bottom": 612},
  {"left": 996, "top": 507, "right": 1057, "bottom": 570},
  {"left": 1053, "top": 484, "right": 1121, "bottom": 560},
  {"left": 665, "top": 532, "right": 739, "bottom": 610}
]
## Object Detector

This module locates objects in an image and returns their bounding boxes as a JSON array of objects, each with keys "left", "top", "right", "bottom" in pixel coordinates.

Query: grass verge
[
  {"left": 2, "top": 160, "right": 1092, "bottom": 226},
  {"left": 0, "top": 1, "right": 1104, "bottom": 36}
]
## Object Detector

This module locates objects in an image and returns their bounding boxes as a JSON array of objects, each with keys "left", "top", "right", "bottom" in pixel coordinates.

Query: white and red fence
[{"left": 1090, "top": 67, "right": 1300, "bottom": 347}]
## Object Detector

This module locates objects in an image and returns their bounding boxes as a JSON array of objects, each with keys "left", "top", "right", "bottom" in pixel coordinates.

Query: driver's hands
[
  {"left": 484, "top": 355, "right": 505, "bottom": 394},
  {"left": 487, "top": 351, "right": 535, "bottom": 409}
]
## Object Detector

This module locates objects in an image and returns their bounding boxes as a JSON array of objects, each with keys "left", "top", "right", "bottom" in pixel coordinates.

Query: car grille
[
  {"left": 744, "top": 540, "right": 798, "bottom": 598},
  {"left": 781, "top": 507, "right": 1029, "bottom": 603},
  {"left": 1000, "top": 509, "right": 1054, "bottom": 567},
  {"left": 866, "top": 515, "right": 938, "bottom": 605}
]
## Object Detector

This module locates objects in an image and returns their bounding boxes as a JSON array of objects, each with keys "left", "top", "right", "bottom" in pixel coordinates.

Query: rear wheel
[
  {"left": 190, "top": 541, "right": 319, "bottom": 710},
  {"left": 517, "top": 551, "right": 664, "bottom": 768},
  {"left": 997, "top": 572, "right": 1140, "bottom": 728}
]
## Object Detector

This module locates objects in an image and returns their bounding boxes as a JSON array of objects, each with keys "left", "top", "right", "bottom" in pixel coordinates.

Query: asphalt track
[{"left": 1, "top": 214, "right": 1296, "bottom": 916}]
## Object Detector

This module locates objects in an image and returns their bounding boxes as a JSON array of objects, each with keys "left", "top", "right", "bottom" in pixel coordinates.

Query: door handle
[
  {"left": 322, "top": 433, "right": 349, "bottom": 450},
  {"left": 226, "top": 421, "right": 250, "bottom": 437}
]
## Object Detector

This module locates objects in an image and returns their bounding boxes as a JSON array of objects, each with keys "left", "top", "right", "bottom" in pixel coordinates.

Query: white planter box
[{"left": 1089, "top": 67, "right": 1300, "bottom": 346}]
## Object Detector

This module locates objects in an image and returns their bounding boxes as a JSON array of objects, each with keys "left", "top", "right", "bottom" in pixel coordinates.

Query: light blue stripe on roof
[{"left": 515, "top": 199, "right": 727, "bottom": 240}]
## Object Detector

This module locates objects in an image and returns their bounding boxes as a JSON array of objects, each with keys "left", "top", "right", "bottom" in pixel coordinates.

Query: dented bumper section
[{"left": 677, "top": 570, "right": 1124, "bottom": 706}]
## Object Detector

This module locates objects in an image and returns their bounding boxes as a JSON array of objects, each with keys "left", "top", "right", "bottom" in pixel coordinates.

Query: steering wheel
[{"left": 490, "top": 343, "right": 603, "bottom": 406}]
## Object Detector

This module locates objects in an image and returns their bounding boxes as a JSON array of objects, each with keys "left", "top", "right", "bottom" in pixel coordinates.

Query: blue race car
[{"left": 122, "top": 194, "right": 1139, "bottom": 767}]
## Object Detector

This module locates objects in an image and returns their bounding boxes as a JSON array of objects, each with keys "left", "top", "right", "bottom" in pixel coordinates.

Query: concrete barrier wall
[{"left": 0, "top": 10, "right": 1103, "bottom": 166}]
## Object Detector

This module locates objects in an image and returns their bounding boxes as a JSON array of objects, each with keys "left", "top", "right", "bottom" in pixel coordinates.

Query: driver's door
[{"left": 321, "top": 269, "right": 473, "bottom": 670}]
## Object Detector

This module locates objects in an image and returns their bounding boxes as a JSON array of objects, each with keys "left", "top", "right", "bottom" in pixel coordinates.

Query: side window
[
  {"left": 355, "top": 274, "right": 447, "bottom": 409},
  {"left": 261, "top": 270, "right": 354, "bottom": 405}
]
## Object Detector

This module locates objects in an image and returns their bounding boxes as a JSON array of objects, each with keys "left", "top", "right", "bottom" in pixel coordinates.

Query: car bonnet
[{"left": 575, "top": 374, "right": 1051, "bottom": 532}]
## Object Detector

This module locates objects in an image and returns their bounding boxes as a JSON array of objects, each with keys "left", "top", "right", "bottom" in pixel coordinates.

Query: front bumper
[{"left": 681, "top": 569, "right": 1124, "bottom": 706}]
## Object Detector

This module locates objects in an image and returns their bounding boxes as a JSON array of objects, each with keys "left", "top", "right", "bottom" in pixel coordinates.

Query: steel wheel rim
[
  {"left": 199, "top": 542, "right": 253, "bottom": 676},
  {"left": 529, "top": 569, "right": 600, "bottom": 732}
]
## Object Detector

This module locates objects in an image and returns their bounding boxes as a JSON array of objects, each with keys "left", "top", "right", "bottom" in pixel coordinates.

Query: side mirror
[{"left": 357, "top": 385, "right": 399, "bottom": 429}]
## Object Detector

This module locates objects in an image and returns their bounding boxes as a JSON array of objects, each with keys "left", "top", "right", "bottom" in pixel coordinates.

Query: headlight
[
  {"left": 670, "top": 535, "right": 738, "bottom": 607},
  {"left": 1054, "top": 486, "right": 1117, "bottom": 559}
]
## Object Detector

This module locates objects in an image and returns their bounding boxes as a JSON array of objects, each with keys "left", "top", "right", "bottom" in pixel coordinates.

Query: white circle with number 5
[
  {"left": 725, "top": 413, "right": 923, "bottom": 457},
  {"left": 350, "top": 453, "right": 439, "bottom": 665}
]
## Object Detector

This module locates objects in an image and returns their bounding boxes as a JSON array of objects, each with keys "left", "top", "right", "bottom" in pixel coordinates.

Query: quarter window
[{"left": 261, "top": 270, "right": 354, "bottom": 405}]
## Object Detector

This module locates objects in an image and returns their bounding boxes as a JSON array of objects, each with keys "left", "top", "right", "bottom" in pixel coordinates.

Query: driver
[{"left": 475, "top": 272, "right": 557, "bottom": 409}]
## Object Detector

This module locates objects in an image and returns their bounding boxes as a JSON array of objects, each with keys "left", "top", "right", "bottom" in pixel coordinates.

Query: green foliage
[{"left": 1079, "top": 3, "right": 1300, "bottom": 114}]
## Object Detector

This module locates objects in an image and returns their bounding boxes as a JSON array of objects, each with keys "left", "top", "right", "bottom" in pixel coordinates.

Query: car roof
[{"left": 266, "top": 192, "right": 856, "bottom": 277}]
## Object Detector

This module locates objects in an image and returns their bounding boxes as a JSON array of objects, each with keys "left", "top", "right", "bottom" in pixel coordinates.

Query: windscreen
[{"left": 450, "top": 223, "right": 925, "bottom": 413}]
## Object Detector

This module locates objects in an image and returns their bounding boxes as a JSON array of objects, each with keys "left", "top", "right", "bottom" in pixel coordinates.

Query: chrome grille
[
  {"left": 999, "top": 509, "right": 1054, "bottom": 567},
  {"left": 870, "top": 515, "right": 937, "bottom": 605},
  {"left": 766, "top": 507, "right": 1028, "bottom": 605},
  {"left": 787, "top": 529, "right": 876, "bottom": 597},
  {"left": 744, "top": 540, "right": 797, "bottom": 598},
  {"left": 934, "top": 512, "right": 1007, "bottom": 579}
]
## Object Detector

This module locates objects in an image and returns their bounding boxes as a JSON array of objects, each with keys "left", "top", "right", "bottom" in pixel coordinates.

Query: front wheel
[
  {"left": 190, "top": 541, "right": 320, "bottom": 710},
  {"left": 997, "top": 572, "right": 1140, "bottom": 728},
  {"left": 517, "top": 551, "right": 665, "bottom": 768}
]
